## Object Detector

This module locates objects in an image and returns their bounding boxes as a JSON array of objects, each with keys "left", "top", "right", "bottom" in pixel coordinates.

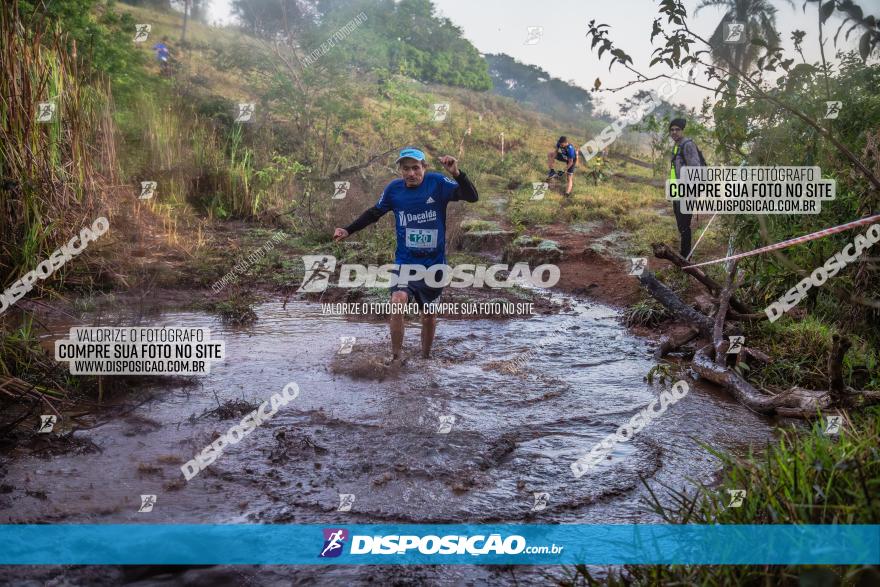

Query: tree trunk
[
  {"left": 692, "top": 345, "right": 832, "bottom": 416},
  {"left": 181, "top": 0, "right": 190, "bottom": 42},
  {"left": 713, "top": 262, "right": 744, "bottom": 365},
  {"left": 638, "top": 243, "right": 879, "bottom": 418}
]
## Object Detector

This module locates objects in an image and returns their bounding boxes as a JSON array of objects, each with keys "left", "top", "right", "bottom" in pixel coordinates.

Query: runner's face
[
  {"left": 399, "top": 159, "right": 425, "bottom": 187},
  {"left": 669, "top": 126, "right": 683, "bottom": 141}
]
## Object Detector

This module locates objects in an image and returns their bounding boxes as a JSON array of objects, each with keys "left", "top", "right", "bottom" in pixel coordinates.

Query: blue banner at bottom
[{"left": 1, "top": 524, "right": 877, "bottom": 565}]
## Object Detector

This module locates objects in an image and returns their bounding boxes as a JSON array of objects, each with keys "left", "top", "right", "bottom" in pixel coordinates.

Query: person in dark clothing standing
[{"left": 668, "top": 118, "right": 704, "bottom": 258}]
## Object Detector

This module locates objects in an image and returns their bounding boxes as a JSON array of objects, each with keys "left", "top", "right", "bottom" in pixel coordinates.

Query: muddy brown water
[{"left": 0, "top": 294, "right": 776, "bottom": 586}]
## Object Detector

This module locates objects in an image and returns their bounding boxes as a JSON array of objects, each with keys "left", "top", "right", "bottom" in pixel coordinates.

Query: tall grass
[
  {"left": 560, "top": 407, "right": 880, "bottom": 585},
  {"left": 0, "top": 3, "right": 111, "bottom": 281},
  {"left": 0, "top": 318, "right": 72, "bottom": 432},
  {"left": 0, "top": 3, "right": 117, "bottom": 424},
  {"left": 120, "top": 91, "right": 308, "bottom": 222}
]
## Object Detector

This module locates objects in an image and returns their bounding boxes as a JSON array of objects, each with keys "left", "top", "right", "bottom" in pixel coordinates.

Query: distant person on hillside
[
  {"left": 669, "top": 117, "right": 707, "bottom": 258},
  {"left": 546, "top": 136, "right": 578, "bottom": 197},
  {"left": 153, "top": 41, "right": 171, "bottom": 76},
  {"left": 333, "top": 147, "right": 479, "bottom": 364}
]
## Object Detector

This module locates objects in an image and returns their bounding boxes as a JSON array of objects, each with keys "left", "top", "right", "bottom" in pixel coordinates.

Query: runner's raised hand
[
  {"left": 333, "top": 227, "right": 349, "bottom": 241},
  {"left": 439, "top": 155, "right": 460, "bottom": 177}
]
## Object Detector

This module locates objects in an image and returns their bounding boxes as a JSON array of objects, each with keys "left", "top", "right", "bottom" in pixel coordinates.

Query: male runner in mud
[{"left": 333, "top": 147, "right": 479, "bottom": 363}]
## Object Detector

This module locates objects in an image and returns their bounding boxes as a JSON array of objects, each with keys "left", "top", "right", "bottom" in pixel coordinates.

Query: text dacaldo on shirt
[{"left": 374, "top": 171, "right": 461, "bottom": 266}]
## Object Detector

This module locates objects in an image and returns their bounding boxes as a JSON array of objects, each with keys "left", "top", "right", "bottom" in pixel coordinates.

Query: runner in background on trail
[{"left": 546, "top": 136, "right": 578, "bottom": 197}]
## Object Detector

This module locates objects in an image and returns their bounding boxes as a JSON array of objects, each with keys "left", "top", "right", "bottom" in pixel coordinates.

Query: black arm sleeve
[
  {"left": 451, "top": 171, "right": 479, "bottom": 202},
  {"left": 344, "top": 206, "right": 387, "bottom": 234}
]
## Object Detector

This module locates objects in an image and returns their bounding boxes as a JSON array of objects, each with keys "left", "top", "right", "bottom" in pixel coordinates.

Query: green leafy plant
[{"left": 645, "top": 361, "right": 677, "bottom": 384}]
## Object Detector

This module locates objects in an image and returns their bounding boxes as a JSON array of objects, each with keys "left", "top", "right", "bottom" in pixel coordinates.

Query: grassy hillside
[
  {"left": 1, "top": 0, "right": 694, "bottom": 432},
  {"left": 114, "top": 3, "right": 684, "bottom": 263}
]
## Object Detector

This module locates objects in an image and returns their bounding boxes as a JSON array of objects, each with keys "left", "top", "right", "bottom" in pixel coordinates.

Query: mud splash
[{"left": 0, "top": 295, "right": 776, "bottom": 585}]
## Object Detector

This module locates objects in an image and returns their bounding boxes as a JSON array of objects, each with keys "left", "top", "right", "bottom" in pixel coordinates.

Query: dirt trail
[{"left": 536, "top": 221, "right": 646, "bottom": 308}]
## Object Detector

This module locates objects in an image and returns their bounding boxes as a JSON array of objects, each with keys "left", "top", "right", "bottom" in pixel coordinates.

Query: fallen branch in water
[
  {"left": 691, "top": 344, "right": 829, "bottom": 415},
  {"left": 636, "top": 241, "right": 879, "bottom": 419},
  {"left": 637, "top": 270, "right": 714, "bottom": 337},
  {"left": 691, "top": 342, "right": 880, "bottom": 417}
]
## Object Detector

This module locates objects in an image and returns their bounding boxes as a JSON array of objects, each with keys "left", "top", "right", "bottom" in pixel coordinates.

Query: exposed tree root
[{"left": 638, "top": 242, "right": 879, "bottom": 419}]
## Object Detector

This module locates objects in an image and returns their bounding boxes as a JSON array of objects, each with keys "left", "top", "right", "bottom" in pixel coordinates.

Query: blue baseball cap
[{"left": 395, "top": 147, "right": 426, "bottom": 164}]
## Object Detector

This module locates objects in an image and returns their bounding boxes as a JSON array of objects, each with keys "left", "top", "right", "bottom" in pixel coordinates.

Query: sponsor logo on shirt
[
  {"left": 426, "top": 196, "right": 435, "bottom": 204},
  {"left": 402, "top": 209, "right": 437, "bottom": 225}
]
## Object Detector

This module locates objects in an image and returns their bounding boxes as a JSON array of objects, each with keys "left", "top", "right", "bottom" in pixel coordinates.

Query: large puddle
[{"left": 1, "top": 294, "right": 776, "bottom": 585}]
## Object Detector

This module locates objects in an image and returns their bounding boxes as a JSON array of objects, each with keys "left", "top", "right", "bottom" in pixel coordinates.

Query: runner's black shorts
[
  {"left": 554, "top": 153, "right": 576, "bottom": 174},
  {"left": 390, "top": 279, "right": 443, "bottom": 311}
]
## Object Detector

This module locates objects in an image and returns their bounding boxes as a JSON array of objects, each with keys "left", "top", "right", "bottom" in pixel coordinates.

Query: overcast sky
[
  {"left": 434, "top": 0, "right": 872, "bottom": 111},
  {"left": 206, "top": 0, "right": 875, "bottom": 110}
]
